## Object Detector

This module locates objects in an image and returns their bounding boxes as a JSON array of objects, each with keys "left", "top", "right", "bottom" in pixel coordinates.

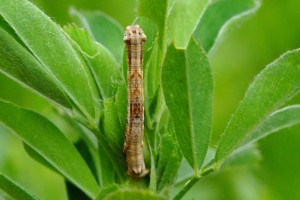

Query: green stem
[
  {"left": 173, "top": 176, "right": 200, "bottom": 200},
  {"left": 173, "top": 166, "right": 215, "bottom": 200}
]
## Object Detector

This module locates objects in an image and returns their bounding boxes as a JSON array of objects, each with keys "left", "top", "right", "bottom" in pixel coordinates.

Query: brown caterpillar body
[{"left": 123, "top": 25, "right": 149, "bottom": 178}]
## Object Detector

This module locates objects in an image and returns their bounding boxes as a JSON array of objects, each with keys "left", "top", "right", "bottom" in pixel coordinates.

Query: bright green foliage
[
  {"left": 194, "top": 0, "right": 261, "bottom": 53},
  {"left": 137, "top": 0, "right": 168, "bottom": 48},
  {"left": 0, "top": 27, "right": 72, "bottom": 108},
  {"left": 244, "top": 105, "right": 300, "bottom": 145},
  {"left": 0, "top": 0, "right": 97, "bottom": 122},
  {"left": 0, "top": 100, "right": 99, "bottom": 198},
  {"left": 64, "top": 24, "right": 120, "bottom": 99},
  {"left": 2, "top": 0, "right": 300, "bottom": 199},
  {"left": 70, "top": 8, "right": 124, "bottom": 63},
  {"left": 166, "top": 0, "right": 209, "bottom": 48},
  {"left": 0, "top": 174, "right": 37, "bottom": 200},
  {"left": 216, "top": 49, "right": 300, "bottom": 164},
  {"left": 162, "top": 38, "right": 213, "bottom": 174}
]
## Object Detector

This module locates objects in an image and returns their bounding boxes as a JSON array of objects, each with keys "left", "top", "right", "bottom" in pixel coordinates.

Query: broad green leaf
[
  {"left": 102, "top": 189, "right": 166, "bottom": 200},
  {"left": 69, "top": 8, "right": 124, "bottom": 63},
  {"left": 162, "top": 38, "right": 213, "bottom": 174},
  {"left": 0, "top": 174, "right": 37, "bottom": 200},
  {"left": 24, "top": 117, "right": 99, "bottom": 176},
  {"left": 215, "top": 49, "right": 300, "bottom": 164},
  {"left": 64, "top": 24, "right": 120, "bottom": 99},
  {"left": 0, "top": 15, "right": 25, "bottom": 48},
  {"left": 243, "top": 105, "right": 300, "bottom": 145},
  {"left": 0, "top": 100, "right": 99, "bottom": 198},
  {"left": 137, "top": 0, "right": 168, "bottom": 48},
  {"left": 194, "top": 0, "right": 261, "bottom": 53},
  {"left": 0, "top": 0, "right": 96, "bottom": 120},
  {"left": 166, "top": 0, "right": 209, "bottom": 48},
  {"left": 0, "top": 28, "right": 72, "bottom": 108},
  {"left": 23, "top": 143, "right": 58, "bottom": 173}
]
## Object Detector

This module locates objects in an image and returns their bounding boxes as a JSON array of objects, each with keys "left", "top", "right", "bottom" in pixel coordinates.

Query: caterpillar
[{"left": 123, "top": 25, "right": 149, "bottom": 178}]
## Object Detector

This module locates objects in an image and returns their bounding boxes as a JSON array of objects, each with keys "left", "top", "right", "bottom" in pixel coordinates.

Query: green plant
[{"left": 1, "top": 0, "right": 300, "bottom": 199}]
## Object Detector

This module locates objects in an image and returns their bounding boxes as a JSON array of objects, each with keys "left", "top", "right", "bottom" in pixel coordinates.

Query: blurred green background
[{"left": 1, "top": 0, "right": 300, "bottom": 199}]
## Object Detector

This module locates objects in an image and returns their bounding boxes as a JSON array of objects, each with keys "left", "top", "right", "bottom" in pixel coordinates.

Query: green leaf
[
  {"left": 156, "top": 133, "right": 182, "bottom": 192},
  {"left": 24, "top": 117, "right": 99, "bottom": 176},
  {"left": 0, "top": 15, "right": 19, "bottom": 40},
  {"left": 137, "top": 0, "right": 168, "bottom": 48},
  {"left": 23, "top": 143, "right": 58, "bottom": 173},
  {"left": 161, "top": 38, "right": 213, "bottom": 174},
  {"left": 98, "top": 141, "right": 117, "bottom": 187},
  {"left": 105, "top": 84, "right": 127, "bottom": 184},
  {"left": 243, "top": 105, "right": 300, "bottom": 145},
  {"left": 0, "top": 0, "right": 96, "bottom": 120},
  {"left": 194, "top": 0, "right": 261, "bottom": 53},
  {"left": 69, "top": 8, "right": 124, "bottom": 63},
  {"left": 144, "top": 43, "right": 160, "bottom": 106},
  {"left": 101, "top": 98, "right": 124, "bottom": 154},
  {"left": 102, "top": 189, "right": 166, "bottom": 200},
  {"left": 64, "top": 24, "right": 120, "bottom": 99},
  {"left": 215, "top": 49, "right": 300, "bottom": 164},
  {"left": 0, "top": 27, "right": 72, "bottom": 109},
  {"left": 0, "top": 174, "right": 37, "bottom": 200},
  {"left": 166, "top": 0, "right": 209, "bottom": 48},
  {"left": 0, "top": 100, "right": 99, "bottom": 198},
  {"left": 115, "top": 82, "right": 127, "bottom": 129}
]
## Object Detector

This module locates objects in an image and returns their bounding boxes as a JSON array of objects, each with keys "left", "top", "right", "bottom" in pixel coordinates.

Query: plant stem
[
  {"left": 173, "top": 176, "right": 200, "bottom": 200},
  {"left": 173, "top": 166, "right": 216, "bottom": 200}
]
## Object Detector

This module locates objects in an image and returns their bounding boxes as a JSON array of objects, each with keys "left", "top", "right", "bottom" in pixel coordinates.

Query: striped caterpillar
[{"left": 123, "top": 25, "right": 149, "bottom": 178}]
